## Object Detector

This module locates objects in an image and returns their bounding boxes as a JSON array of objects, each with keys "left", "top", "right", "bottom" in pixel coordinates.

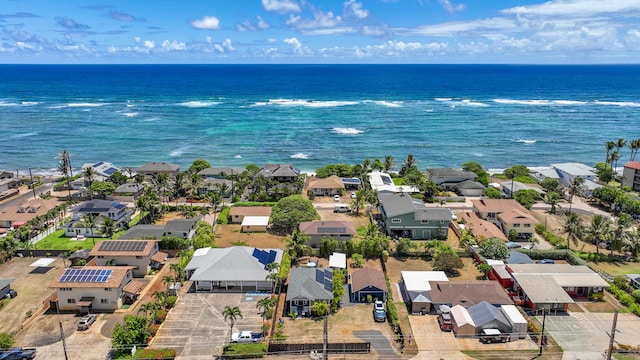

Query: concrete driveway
[
  {"left": 34, "top": 314, "right": 112, "bottom": 360},
  {"left": 541, "top": 311, "right": 640, "bottom": 360},
  {"left": 151, "top": 293, "right": 265, "bottom": 359}
]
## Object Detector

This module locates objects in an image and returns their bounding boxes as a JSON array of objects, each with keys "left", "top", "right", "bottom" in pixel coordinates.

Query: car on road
[
  {"left": 77, "top": 314, "right": 97, "bottom": 331},
  {"left": 537, "top": 259, "right": 555, "bottom": 264},
  {"left": 0, "top": 347, "right": 37, "bottom": 360},
  {"left": 373, "top": 301, "right": 386, "bottom": 322},
  {"left": 334, "top": 194, "right": 341, "bottom": 202},
  {"left": 231, "top": 331, "right": 263, "bottom": 343}
]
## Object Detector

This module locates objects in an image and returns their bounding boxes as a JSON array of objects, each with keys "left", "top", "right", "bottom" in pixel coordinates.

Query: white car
[
  {"left": 350, "top": 192, "right": 357, "bottom": 199},
  {"left": 334, "top": 194, "right": 341, "bottom": 202},
  {"left": 448, "top": 209, "right": 457, "bottom": 221},
  {"left": 77, "top": 314, "right": 97, "bottom": 331}
]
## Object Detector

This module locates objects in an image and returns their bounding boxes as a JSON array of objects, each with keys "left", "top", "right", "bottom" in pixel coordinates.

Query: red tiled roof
[{"left": 624, "top": 161, "right": 640, "bottom": 171}]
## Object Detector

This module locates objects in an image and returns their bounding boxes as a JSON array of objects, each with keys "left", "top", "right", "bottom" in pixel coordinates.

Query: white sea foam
[
  {"left": 177, "top": 100, "right": 221, "bottom": 108},
  {"left": 514, "top": 139, "right": 536, "bottom": 144},
  {"left": 472, "top": 152, "right": 484, "bottom": 157},
  {"left": 374, "top": 100, "right": 402, "bottom": 108},
  {"left": 11, "top": 132, "right": 37, "bottom": 139},
  {"left": 594, "top": 101, "right": 640, "bottom": 107},
  {"left": 332, "top": 127, "right": 364, "bottom": 135},
  {"left": 234, "top": 155, "right": 242, "bottom": 159},
  {"left": 493, "top": 99, "right": 550, "bottom": 105},
  {"left": 460, "top": 100, "right": 489, "bottom": 107},
  {"left": 552, "top": 100, "right": 585, "bottom": 105},
  {"left": 435, "top": 98, "right": 452, "bottom": 101},
  {"left": 266, "top": 99, "right": 358, "bottom": 108},
  {"left": 68, "top": 102, "right": 106, "bottom": 107},
  {"left": 21, "top": 101, "right": 38, "bottom": 106},
  {"left": 290, "top": 153, "right": 309, "bottom": 159},
  {"left": 0, "top": 101, "right": 19, "bottom": 107},
  {"left": 169, "top": 147, "right": 188, "bottom": 157},
  {"left": 123, "top": 112, "right": 139, "bottom": 117}
]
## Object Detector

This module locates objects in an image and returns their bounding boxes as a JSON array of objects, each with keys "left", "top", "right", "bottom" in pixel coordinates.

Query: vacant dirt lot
[
  {"left": 0, "top": 257, "right": 62, "bottom": 335},
  {"left": 215, "top": 224, "right": 286, "bottom": 248}
]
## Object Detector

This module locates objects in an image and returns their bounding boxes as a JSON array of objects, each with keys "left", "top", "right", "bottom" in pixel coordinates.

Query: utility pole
[
  {"left": 323, "top": 314, "right": 328, "bottom": 360},
  {"left": 606, "top": 310, "right": 619, "bottom": 360},
  {"left": 29, "top": 168, "right": 37, "bottom": 199},
  {"left": 56, "top": 301, "right": 70, "bottom": 360},
  {"left": 538, "top": 309, "right": 547, "bottom": 357}
]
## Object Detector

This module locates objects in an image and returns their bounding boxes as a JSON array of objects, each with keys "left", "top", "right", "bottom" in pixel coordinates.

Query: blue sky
[{"left": 1, "top": 0, "right": 639, "bottom": 64}]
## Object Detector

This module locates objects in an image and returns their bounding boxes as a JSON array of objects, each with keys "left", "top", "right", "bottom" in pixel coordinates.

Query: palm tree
[
  {"left": 265, "top": 262, "right": 281, "bottom": 294},
  {"left": 162, "top": 275, "right": 175, "bottom": 290},
  {"left": 98, "top": 216, "right": 117, "bottom": 239},
  {"left": 284, "top": 230, "right": 311, "bottom": 264},
  {"left": 223, "top": 305, "right": 243, "bottom": 341},
  {"left": 311, "top": 301, "right": 329, "bottom": 317},
  {"left": 611, "top": 213, "right": 633, "bottom": 255},
  {"left": 83, "top": 166, "right": 96, "bottom": 188},
  {"left": 138, "top": 301, "right": 157, "bottom": 322},
  {"left": 361, "top": 158, "right": 372, "bottom": 174},
  {"left": 383, "top": 155, "right": 395, "bottom": 172},
  {"left": 58, "top": 150, "right": 73, "bottom": 198},
  {"left": 216, "top": 183, "right": 230, "bottom": 208},
  {"left": 610, "top": 151, "right": 621, "bottom": 177},
  {"left": 153, "top": 173, "right": 170, "bottom": 204},
  {"left": 629, "top": 138, "right": 640, "bottom": 162},
  {"left": 605, "top": 141, "right": 616, "bottom": 165},
  {"left": 350, "top": 191, "right": 366, "bottom": 216},
  {"left": 152, "top": 290, "right": 169, "bottom": 309},
  {"left": 372, "top": 158, "right": 383, "bottom": 171},
  {"left": 567, "top": 177, "right": 585, "bottom": 213},
  {"left": 399, "top": 154, "right": 417, "bottom": 176},
  {"left": 563, "top": 212, "right": 584, "bottom": 250},
  {"left": 585, "top": 214, "right": 612, "bottom": 255},
  {"left": 256, "top": 297, "right": 276, "bottom": 325},
  {"left": 544, "top": 192, "right": 562, "bottom": 214},
  {"left": 170, "top": 263, "right": 184, "bottom": 282},
  {"left": 83, "top": 213, "right": 97, "bottom": 245},
  {"left": 625, "top": 228, "right": 640, "bottom": 258}
]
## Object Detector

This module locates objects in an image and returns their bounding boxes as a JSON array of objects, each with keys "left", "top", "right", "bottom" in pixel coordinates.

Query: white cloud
[
  {"left": 438, "top": 0, "right": 465, "bottom": 14},
  {"left": 191, "top": 16, "right": 220, "bottom": 30},
  {"left": 161, "top": 40, "right": 186, "bottom": 51},
  {"left": 362, "top": 25, "right": 386, "bottom": 36},
  {"left": 284, "top": 37, "right": 303, "bottom": 53},
  {"left": 286, "top": 11, "right": 342, "bottom": 29},
  {"left": 237, "top": 16, "right": 271, "bottom": 31},
  {"left": 144, "top": 40, "right": 155, "bottom": 49},
  {"left": 502, "top": 0, "right": 640, "bottom": 16},
  {"left": 344, "top": 0, "right": 369, "bottom": 19},
  {"left": 262, "top": 0, "right": 301, "bottom": 13},
  {"left": 222, "top": 38, "right": 235, "bottom": 51}
]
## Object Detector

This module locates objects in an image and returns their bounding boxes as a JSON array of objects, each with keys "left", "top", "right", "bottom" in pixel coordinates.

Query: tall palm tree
[
  {"left": 383, "top": 155, "right": 395, "bottom": 172},
  {"left": 98, "top": 216, "right": 117, "bottom": 239},
  {"left": 265, "top": 262, "right": 280, "bottom": 294},
  {"left": 605, "top": 141, "right": 616, "bottom": 165},
  {"left": 567, "top": 177, "right": 585, "bottom": 213},
  {"left": 153, "top": 173, "right": 170, "bottom": 204},
  {"left": 223, "top": 305, "right": 243, "bottom": 341},
  {"left": 83, "top": 166, "right": 96, "bottom": 188},
  {"left": 629, "top": 138, "right": 640, "bottom": 162},
  {"left": 58, "top": 150, "right": 73, "bottom": 198},
  {"left": 400, "top": 154, "right": 417, "bottom": 176},
  {"left": 284, "top": 230, "right": 311, "bottom": 264},
  {"left": 138, "top": 301, "right": 156, "bottom": 321},
  {"left": 256, "top": 297, "right": 276, "bottom": 325},
  {"left": 544, "top": 192, "right": 562, "bottom": 214},
  {"left": 611, "top": 213, "right": 633, "bottom": 255},
  {"left": 152, "top": 290, "right": 169, "bottom": 309},
  {"left": 83, "top": 213, "right": 97, "bottom": 245},
  {"left": 610, "top": 151, "right": 621, "bottom": 176},
  {"left": 162, "top": 275, "right": 175, "bottom": 290},
  {"left": 563, "top": 212, "right": 584, "bottom": 250},
  {"left": 585, "top": 214, "right": 612, "bottom": 255},
  {"left": 350, "top": 191, "right": 366, "bottom": 216},
  {"left": 372, "top": 158, "right": 383, "bottom": 171},
  {"left": 216, "top": 183, "right": 230, "bottom": 208}
]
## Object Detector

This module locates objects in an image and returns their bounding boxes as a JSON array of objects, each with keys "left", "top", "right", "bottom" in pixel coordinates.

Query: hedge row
[
  {"left": 134, "top": 348, "right": 177, "bottom": 359},
  {"left": 607, "top": 284, "right": 640, "bottom": 316},
  {"left": 232, "top": 202, "right": 277, "bottom": 207},
  {"left": 217, "top": 207, "right": 230, "bottom": 224},
  {"left": 222, "top": 343, "right": 268, "bottom": 359},
  {"left": 535, "top": 224, "right": 565, "bottom": 247}
]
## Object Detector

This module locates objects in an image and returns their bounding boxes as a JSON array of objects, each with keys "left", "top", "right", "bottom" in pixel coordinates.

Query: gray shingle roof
[
  {"left": 467, "top": 301, "right": 510, "bottom": 328},
  {"left": 0, "top": 278, "right": 14, "bottom": 289},
  {"left": 186, "top": 247, "right": 283, "bottom": 282},
  {"left": 286, "top": 268, "right": 333, "bottom": 301}
]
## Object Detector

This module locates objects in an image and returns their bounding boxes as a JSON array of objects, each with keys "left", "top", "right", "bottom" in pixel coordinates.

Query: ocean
[{"left": 1, "top": 64, "right": 639, "bottom": 175}]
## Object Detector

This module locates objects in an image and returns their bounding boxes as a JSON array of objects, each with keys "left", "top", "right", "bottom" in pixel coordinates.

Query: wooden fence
[{"left": 267, "top": 342, "right": 370, "bottom": 354}]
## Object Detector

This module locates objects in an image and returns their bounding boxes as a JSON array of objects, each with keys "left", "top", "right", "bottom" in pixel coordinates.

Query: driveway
[
  {"left": 34, "top": 314, "right": 112, "bottom": 360},
  {"left": 151, "top": 293, "right": 265, "bottom": 359},
  {"left": 541, "top": 311, "right": 640, "bottom": 360}
]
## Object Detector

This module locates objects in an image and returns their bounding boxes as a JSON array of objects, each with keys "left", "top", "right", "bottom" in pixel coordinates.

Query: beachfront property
[
  {"left": 550, "top": 162, "right": 601, "bottom": 197},
  {"left": 307, "top": 175, "right": 345, "bottom": 196},
  {"left": 298, "top": 220, "right": 356, "bottom": 247},
  {"left": 471, "top": 199, "right": 538, "bottom": 241},
  {"left": 197, "top": 167, "right": 243, "bottom": 179},
  {"left": 622, "top": 161, "right": 640, "bottom": 192},
  {"left": 368, "top": 171, "right": 420, "bottom": 194},
  {"left": 110, "top": 183, "right": 145, "bottom": 201},
  {"left": 349, "top": 267, "right": 387, "bottom": 303},
  {"left": 63, "top": 199, "right": 133, "bottom": 237},
  {"left": 185, "top": 246, "right": 282, "bottom": 292},
  {"left": 137, "top": 162, "right": 180, "bottom": 178},
  {"left": 0, "top": 198, "right": 58, "bottom": 230},
  {"left": 378, "top": 193, "right": 451, "bottom": 240},
  {"left": 50, "top": 266, "right": 135, "bottom": 312},
  {"left": 198, "top": 177, "right": 233, "bottom": 196},
  {"left": 256, "top": 164, "right": 301, "bottom": 182},
  {"left": 81, "top": 161, "right": 121, "bottom": 182},
  {"left": 427, "top": 168, "right": 486, "bottom": 196},
  {"left": 89, "top": 240, "right": 166, "bottom": 277},
  {"left": 286, "top": 268, "right": 334, "bottom": 317},
  {"left": 507, "top": 264, "right": 610, "bottom": 312},
  {"left": 498, "top": 180, "right": 545, "bottom": 198},
  {"left": 341, "top": 177, "right": 361, "bottom": 190},
  {"left": 229, "top": 206, "right": 272, "bottom": 224},
  {"left": 119, "top": 218, "right": 199, "bottom": 240}
]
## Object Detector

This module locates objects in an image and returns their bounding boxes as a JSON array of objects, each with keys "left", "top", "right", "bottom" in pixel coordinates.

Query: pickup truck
[
  {"left": 231, "top": 331, "right": 263, "bottom": 343},
  {"left": 0, "top": 347, "right": 37, "bottom": 360}
]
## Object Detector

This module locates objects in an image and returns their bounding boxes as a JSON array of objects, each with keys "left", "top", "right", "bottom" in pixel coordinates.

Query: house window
[
  {"left": 524, "top": 224, "right": 531, "bottom": 228},
  {"left": 67, "top": 299, "right": 76, "bottom": 304},
  {"left": 60, "top": 287, "right": 72, "bottom": 291},
  {"left": 105, "top": 288, "right": 112, "bottom": 291},
  {"left": 294, "top": 300, "right": 307, "bottom": 306},
  {"left": 101, "top": 299, "right": 108, "bottom": 304},
  {"left": 514, "top": 224, "right": 520, "bottom": 227},
  {"left": 136, "top": 256, "right": 143, "bottom": 259},
  {"left": 391, "top": 219, "right": 401, "bottom": 224}
]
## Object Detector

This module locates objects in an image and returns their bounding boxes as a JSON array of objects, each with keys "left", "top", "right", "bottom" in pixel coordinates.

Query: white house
[
  {"left": 89, "top": 240, "right": 166, "bottom": 277},
  {"left": 400, "top": 271, "right": 449, "bottom": 313}
]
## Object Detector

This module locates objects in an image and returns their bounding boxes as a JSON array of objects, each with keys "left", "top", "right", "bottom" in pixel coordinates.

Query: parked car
[
  {"left": 373, "top": 301, "right": 386, "bottom": 322},
  {"left": 231, "top": 331, "right": 263, "bottom": 343},
  {"left": 505, "top": 242, "right": 521, "bottom": 249},
  {"left": 438, "top": 312, "right": 453, "bottom": 332},
  {"left": 77, "top": 314, "right": 97, "bottom": 331},
  {"left": 537, "top": 259, "right": 555, "bottom": 264},
  {"left": 4, "top": 289, "right": 17, "bottom": 299},
  {"left": 0, "top": 347, "right": 37, "bottom": 360},
  {"left": 334, "top": 194, "right": 341, "bottom": 202},
  {"left": 447, "top": 208, "right": 457, "bottom": 221},
  {"left": 479, "top": 328, "right": 509, "bottom": 344},
  {"left": 350, "top": 191, "right": 357, "bottom": 199}
]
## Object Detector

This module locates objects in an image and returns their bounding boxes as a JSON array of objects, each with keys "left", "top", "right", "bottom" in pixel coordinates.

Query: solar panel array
[
  {"left": 315, "top": 269, "right": 333, "bottom": 292},
  {"left": 252, "top": 248, "right": 278, "bottom": 268},
  {"left": 98, "top": 240, "right": 147, "bottom": 252},
  {"left": 104, "top": 167, "right": 118, "bottom": 175},
  {"left": 60, "top": 268, "right": 112, "bottom": 283},
  {"left": 317, "top": 227, "right": 346, "bottom": 234},
  {"left": 380, "top": 175, "right": 393, "bottom": 185}
]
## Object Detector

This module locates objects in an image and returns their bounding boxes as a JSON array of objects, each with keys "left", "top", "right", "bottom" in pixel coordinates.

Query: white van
[{"left": 333, "top": 203, "right": 351, "bottom": 213}]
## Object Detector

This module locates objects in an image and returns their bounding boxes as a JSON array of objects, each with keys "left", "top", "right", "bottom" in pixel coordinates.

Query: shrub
[
  {"left": 148, "top": 324, "right": 160, "bottom": 336},
  {"left": 166, "top": 296, "right": 177, "bottom": 309},
  {"left": 217, "top": 207, "right": 230, "bottom": 224},
  {"left": 535, "top": 224, "right": 564, "bottom": 247},
  {"left": 222, "top": 343, "right": 268, "bottom": 359},
  {"left": 0, "top": 333, "right": 15, "bottom": 349},
  {"left": 135, "top": 348, "right": 177, "bottom": 359},
  {"left": 155, "top": 309, "right": 168, "bottom": 324},
  {"left": 386, "top": 301, "right": 399, "bottom": 330}
]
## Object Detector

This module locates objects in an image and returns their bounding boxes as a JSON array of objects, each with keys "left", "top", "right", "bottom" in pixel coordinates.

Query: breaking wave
[{"left": 332, "top": 127, "right": 364, "bottom": 135}]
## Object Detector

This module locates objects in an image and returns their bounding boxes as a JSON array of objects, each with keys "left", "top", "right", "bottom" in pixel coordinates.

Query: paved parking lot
[
  {"left": 151, "top": 292, "right": 265, "bottom": 359},
  {"left": 541, "top": 311, "right": 640, "bottom": 360},
  {"left": 408, "top": 314, "right": 538, "bottom": 359}
]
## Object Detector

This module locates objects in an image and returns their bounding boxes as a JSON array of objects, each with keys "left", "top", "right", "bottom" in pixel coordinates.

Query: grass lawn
[
  {"left": 36, "top": 229, "right": 96, "bottom": 250},
  {"left": 588, "top": 261, "right": 640, "bottom": 277}
]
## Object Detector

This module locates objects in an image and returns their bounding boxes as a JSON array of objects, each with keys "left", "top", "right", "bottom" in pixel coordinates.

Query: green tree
[
  {"left": 540, "top": 177, "right": 561, "bottom": 193},
  {"left": 483, "top": 187, "right": 502, "bottom": 199},
  {"left": 0, "top": 333, "right": 15, "bottom": 349},
  {"left": 89, "top": 181, "right": 117, "bottom": 199},
  {"left": 350, "top": 191, "right": 366, "bottom": 216},
  {"left": 351, "top": 253, "right": 365, "bottom": 268},
  {"left": 564, "top": 212, "right": 584, "bottom": 250},
  {"left": 479, "top": 237, "right": 508, "bottom": 259},
  {"left": 189, "top": 159, "right": 211, "bottom": 173},
  {"left": 514, "top": 189, "right": 540, "bottom": 209},
  {"left": 109, "top": 171, "right": 128, "bottom": 186},
  {"left": 585, "top": 214, "right": 612, "bottom": 255},
  {"left": 594, "top": 162, "right": 615, "bottom": 183},
  {"left": 383, "top": 156, "right": 395, "bottom": 172},
  {"left": 544, "top": 191, "right": 562, "bottom": 214},
  {"left": 612, "top": 213, "right": 633, "bottom": 255},
  {"left": 98, "top": 216, "right": 118, "bottom": 239},
  {"left": 399, "top": 154, "right": 417, "bottom": 177},
  {"left": 311, "top": 301, "right": 329, "bottom": 317},
  {"left": 432, "top": 252, "right": 464, "bottom": 277},
  {"left": 223, "top": 305, "right": 243, "bottom": 341},
  {"left": 395, "top": 237, "right": 417, "bottom": 256},
  {"left": 461, "top": 161, "right": 489, "bottom": 185},
  {"left": 567, "top": 177, "right": 586, "bottom": 213},
  {"left": 284, "top": 230, "right": 311, "bottom": 264},
  {"left": 270, "top": 195, "right": 319, "bottom": 235},
  {"left": 111, "top": 315, "right": 151, "bottom": 357},
  {"left": 58, "top": 149, "right": 73, "bottom": 199},
  {"left": 629, "top": 138, "right": 640, "bottom": 162},
  {"left": 319, "top": 238, "right": 338, "bottom": 257},
  {"left": 83, "top": 166, "right": 96, "bottom": 188},
  {"left": 477, "top": 263, "right": 492, "bottom": 279},
  {"left": 605, "top": 141, "right": 616, "bottom": 165},
  {"left": 257, "top": 296, "right": 276, "bottom": 324}
]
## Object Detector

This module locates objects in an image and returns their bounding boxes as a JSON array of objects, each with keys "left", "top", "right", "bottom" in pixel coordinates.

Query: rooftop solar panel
[
  {"left": 265, "top": 250, "right": 277, "bottom": 265},
  {"left": 98, "top": 240, "right": 147, "bottom": 252},
  {"left": 315, "top": 269, "right": 324, "bottom": 283},
  {"left": 104, "top": 167, "right": 118, "bottom": 175},
  {"left": 323, "top": 278, "right": 333, "bottom": 292},
  {"left": 60, "top": 268, "right": 112, "bottom": 283},
  {"left": 252, "top": 248, "right": 261, "bottom": 260},
  {"left": 325, "top": 269, "right": 333, "bottom": 280},
  {"left": 93, "top": 161, "right": 104, "bottom": 167},
  {"left": 380, "top": 175, "right": 393, "bottom": 185},
  {"left": 258, "top": 250, "right": 269, "bottom": 265},
  {"left": 317, "top": 227, "right": 346, "bottom": 234}
]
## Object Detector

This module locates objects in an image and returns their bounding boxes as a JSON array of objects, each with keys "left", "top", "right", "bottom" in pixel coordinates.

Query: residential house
[
  {"left": 81, "top": 161, "right": 121, "bottom": 182},
  {"left": 530, "top": 167, "right": 561, "bottom": 183},
  {"left": 499, "top": 180, "right": 544, "bottom": 198},
  {"left": 67, "top": 249, "right": 92, "bottom": 266},
  {"left": 241, "top": 216, "right": 270, "bottom": 232},
  {"left": 89, "top": 240, "right": 166, "bottom": 277},
  {"left": 198, "top": 167, "right": 242, "bottom": 179},
  {"left": 137, "top": 162, "right": 180, "bottom": 178},
  {"left": 50, "top": 266, "right": 135, "bottom": 312},
  {"left": 64, "top": 199, "right": 133, "bottom": 237},
  {"left": 341, "top": 178, "right": 361, "bottom": 190},
  {"left": 400, "top": 271, "right": 449, "bottom": 313},
  {"left": 256, "top": 164, "right": 300, "bottom": 182},
  {"left": 467, "top": 301, "right": 512, "bottom": 335},
  {"left": 286, "top": 268, "right": 334, "bottom": 317},
  {"left": 350, "top": 267, "right": 387, "bottom": 303},
  {"left": 118, "top": 218, "right": 199, "bottom": 240},
  {"left": 459, "top": 211, "right": 507, "bottom": 241},
  {"left": 622, "top": 162, "right": 640, "bottom": 191},
  {"left": 368, "top": 171, "right": 420, "bottom": 194},
  {"left": 110, "top": 183, "right": 145, "bottom": 201},
  {"left": 0, "top": 198, "right": 58, "bottom": 229},
  {"left": 307, "top": 175, "right": 345, "bottom": 196},
  {"left": 0, "top": 278, "right": 15, "bottom": 299},
  {"left": 229, "top": 206, "right": 272, "bottom": 224},
  {"left": 448, "top": 179, "right": 486, "bottom": 197},
  {"left": 551, "top": 162, "right": 601, "bottom": 197},
  {"left": 426, "top": 280, "right": 513, "bottom": 309},
  {"left": 199, "top": 178, "right": 233, "bottom": 196},
  {"left": 298, "top": 221, "right": 356, "bottom": 247},
  {"left": 507, "top": 264, "right": 610, "bottom": 312},
  {"left": 471, "top": 199, "right": 538, "bottom": 240},
  {"left": 450, "top": 305, "right": 476, "bottom": 337},
  {"left": 185, "top": 247, "right": 282, "bottom": 292},
  {"left": 427, "top": 168, "right": 485, "bottom": 196},
  {"left": 626, "top": 274, "right": 640, "bottom": 289},
  {"left": 0, "top": 171, "right": 20, "bottom": 193},
  {"left": 379, "top": 193, "right": 451, "bottom": 240}
]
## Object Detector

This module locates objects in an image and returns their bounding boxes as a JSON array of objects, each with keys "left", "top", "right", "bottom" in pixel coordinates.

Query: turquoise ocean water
[{"left": 1, "top": 64, "right": 639, "bottom": 174}]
